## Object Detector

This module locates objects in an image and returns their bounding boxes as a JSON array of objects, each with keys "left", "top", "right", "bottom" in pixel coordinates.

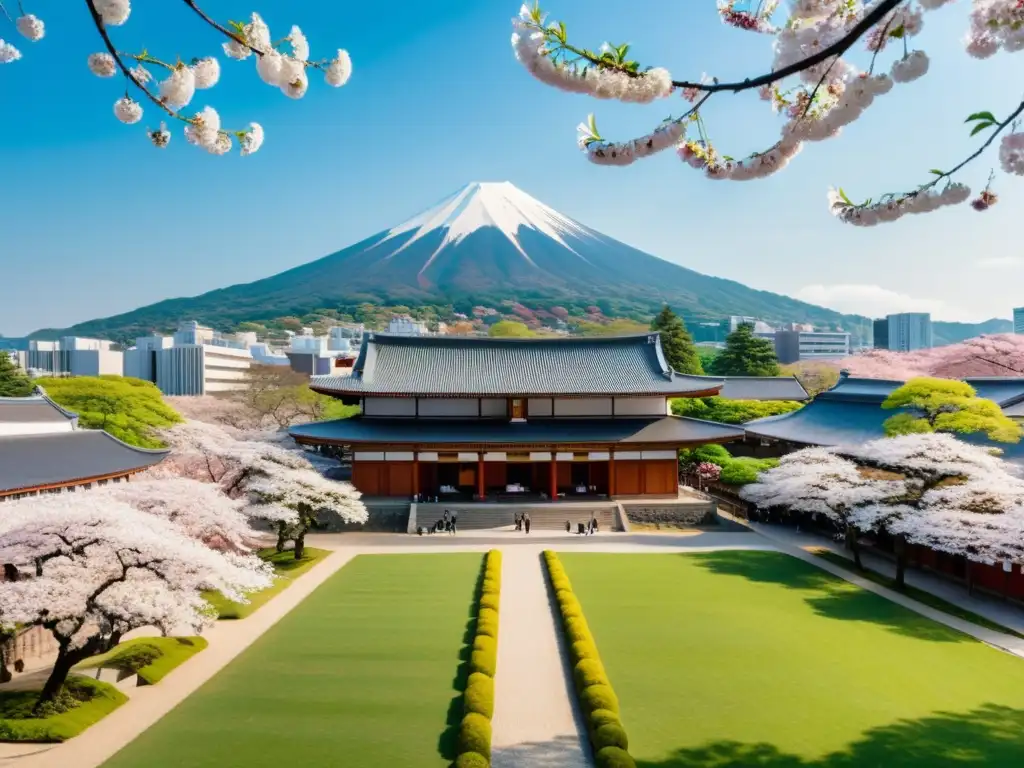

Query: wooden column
[
  {"left": 609, "top": 453, "right": 616, "bottom": 497},
  {"left": 550, "top": 454, "right": 558, "bottom": 500},
  {"left": 477, "top": 453, "right": 485, "bottom": 500},
  {"left": 413, "top": 453, "right": 420, "bottom": 499}
]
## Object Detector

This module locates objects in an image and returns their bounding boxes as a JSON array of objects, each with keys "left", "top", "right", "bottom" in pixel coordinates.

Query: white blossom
[
  {"left": 148, "top": 121, "right": 171, "bottom": 148},
  {"left": 208, "top": 132, "right": 232, "bottom": 155},
  {"left": 113, "top": 96, "right": 143, "bottom": 124},
  {"left": 190, "top": 57, "right": 221, "bottom": 89},
  {"left": 88, "top": 52, "right": 117, "bottom": 78},
  {"left": 280, "top": 61, "right": 309, "bottom": 99},
  {"left": 94, "top": 0, "right": 131, "bottom": 26},
  {"left": 159, "top": 65, "right": 197, "bottom": 110},
  {"left": 223, "top": 38, "right": 251, "bottom": 61},
  {"left": 186, "top": 105, "right": 221, "bottom": 150},
  {"left": 16, "top": 14, "right": 45, "bottom": 42},
  {"left": 244, "top": 12, "right": 272, "bottom": 54},
  {"left": 130, "top": 64, "right": 152, "bottom": 84},
  {"left": 999, "top": 133, "right": 1024, "bottom": 176},
  {"left": 256, "top": 49, "right": 286, "bottom": 87},
  {"left": 890, "top": 50, "right": 930, "bottom": 83},
  {"left": 0, "top": 39, "right": 21, "bottom": 64},
  {"left": 288, "top": 25, "right": 310, "bottom": 62},
  {"left": 325, "top": 49, "right": 353, "bottom": 87},
  {"left": 240, "top": 122, "right": 265, "bottom": 156}
]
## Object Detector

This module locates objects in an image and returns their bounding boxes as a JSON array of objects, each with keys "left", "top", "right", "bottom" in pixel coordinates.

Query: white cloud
[
  {"left": 977, "top": 256, "right": 1022, "bottom": 269},
  {"left": 794, "top": 283, "right": 981, "bottom": 322}
]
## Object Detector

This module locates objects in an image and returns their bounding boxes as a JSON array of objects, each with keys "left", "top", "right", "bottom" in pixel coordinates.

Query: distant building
[
  {"left": 250, "top": 343, "right": 289, "bottom": 366},
  {"left": 763, "top": 330, "right": 851, "bottom": 364},
  {"left": 124, "top": 335, "right": 174, "bottom": 381},
  {"left": 329, "top": 325, "right": 364, "bottom": 350},
  {"left": 872, "top": 318, "right": 889, "bottom": 349},
  {"left": 729, "top": 316, "right": 774, "bottom": 334},
  {"left": 1014, "top": 307, "right": 1024, "bottom": 334},
  {"left": 24, "top": 337, "right": 123, "bottom": 377},
  {"left": 153, "top": 344, "right": 252, "bottom": 396},
  {"left": 387, "top": 315, "right": 429, "bottom": 336},
  {"left": 886, "top": 312, "right": 932, "bottom": 351}
]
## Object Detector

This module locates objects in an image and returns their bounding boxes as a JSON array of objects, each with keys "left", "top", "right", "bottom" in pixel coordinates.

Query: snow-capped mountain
[{"left": 42, "top": 181, "right": 871, "bottom": 339}]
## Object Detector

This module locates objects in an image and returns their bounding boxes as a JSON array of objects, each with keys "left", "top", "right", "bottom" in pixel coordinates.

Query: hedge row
[
  {"left": 544, "top": 551, "right": 636, "bottom": 768},
  {"left": 454, "top": 549, "right": 502, "bottom": 768}
]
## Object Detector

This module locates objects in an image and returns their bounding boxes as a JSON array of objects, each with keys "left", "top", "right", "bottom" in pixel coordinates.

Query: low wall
[
  {"left": 621, "top": 501, "right": 718, "bottom": 528},
  {"left": 316, "top": 502, "right": 411, "bottom": 533}
]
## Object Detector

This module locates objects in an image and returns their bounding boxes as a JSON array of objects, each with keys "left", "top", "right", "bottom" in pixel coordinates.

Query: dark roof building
[
  {"left": 292, "top": 332, "right": 799, "bottom": 501},
  {"left": 0, "top": 391, "right": 168, "bottom": 499}
]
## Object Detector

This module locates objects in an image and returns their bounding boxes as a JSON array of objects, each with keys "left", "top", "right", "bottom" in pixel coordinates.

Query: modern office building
[
  {"left": 286, "top": 333, "right": 356, "bottom": 376},
  {"left": 153, "top": 344, "right": 252, "bottom": 395},
  {"left": 23, "top": 337, "right": 123, "bottom": 377},
  {"left": 872, "top": 318, "right": 889, "bottom": 349},
  {"left": 123, "top": 334, "right": 174, "bottom": 381},
  {"left": 885, "top": 312, "right": 932, "bottom": 351},
  {"left": 756, "top": 330, "right": 851, "bottom": 364},
  {"left": 1014, "top": 307, "right": 1024, "bottom": 335}
]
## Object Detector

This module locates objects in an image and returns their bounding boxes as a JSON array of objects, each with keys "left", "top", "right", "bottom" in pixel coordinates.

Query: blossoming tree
[
  {"left": 0, "top": 497, "right": 272, "bottom": 709},
  {"left": 511, "top": 1, "right": 1024, "bottom": 224},
  {"left": 841, "top": 333, "right": 1024, "bottom": 379},
  {"left": 742, "top": 433, "right": 1024, "bottom": 586},
  {"left": 0, "top": 2, "right": 352, "bottom": 155}
]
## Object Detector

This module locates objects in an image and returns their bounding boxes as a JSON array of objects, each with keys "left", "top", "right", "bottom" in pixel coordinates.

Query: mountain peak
[{"left": 380, "top": 180, "right": 595, "bottom": 264}]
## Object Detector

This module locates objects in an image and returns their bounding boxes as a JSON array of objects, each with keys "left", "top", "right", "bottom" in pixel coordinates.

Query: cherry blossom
[
  {"left": 0, "top": 496, "right": 272, "bottom": 708},
  {"left": 510, "top": 1, "right": 1024, "bottom": 226},
  {"left": 839, "top": 333, "right": 1024, "bottom": 380},
  {"left": 2, "top": 4, "right": 352, "bottom": 158}
]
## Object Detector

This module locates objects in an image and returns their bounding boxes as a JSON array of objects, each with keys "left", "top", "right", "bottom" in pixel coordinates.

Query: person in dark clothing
[
  {"left": 523, "top": 512, "right": 531, "bottom": 534},
  {"left": 450, "top": 511, "right": 458, "bottom": 535},
  {"left": 565, "top": 520, "right": 571, "bottom": 533},
  {"left": 589, "top": 514, "right": 597, "bottom": 535},
  {"left": 577, "top": 522, "right": 586, "bottom": 535},
  {"left": 514, "top": 513, "right": 522, "bottom": 531},
  {"left": 443, "top": 509, "right": 451, "bottom": 524}
]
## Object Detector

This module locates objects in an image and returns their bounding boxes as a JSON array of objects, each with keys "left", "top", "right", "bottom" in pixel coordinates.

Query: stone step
[{"left": 415, "top": 504, "right": 619, "bottom": 531}]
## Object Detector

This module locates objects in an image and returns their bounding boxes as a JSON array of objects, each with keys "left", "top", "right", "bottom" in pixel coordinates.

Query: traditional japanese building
[
  {"left": 0, "top": 390, "right": 169, "bottom": 501},
  {"left": 289, "top": 333, "right": 807, "bottom": 501}
]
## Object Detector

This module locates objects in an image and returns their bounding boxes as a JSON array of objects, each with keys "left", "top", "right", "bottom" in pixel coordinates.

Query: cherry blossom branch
[
  {"left": 925, "top": 98, "right": 1024, "bottom": 189},
  {"left": 180, "top": 0, "right": 262, "bottom": 56}
]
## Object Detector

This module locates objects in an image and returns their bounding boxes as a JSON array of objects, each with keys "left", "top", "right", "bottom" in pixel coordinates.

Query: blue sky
[{"left": 1, "top": 0, "right": 1021, "bottom": 335}]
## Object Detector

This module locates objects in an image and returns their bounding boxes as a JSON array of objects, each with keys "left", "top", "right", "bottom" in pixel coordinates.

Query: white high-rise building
[
  {"left": 1013, "top": 307, "right": 1024, "bottom": 334},
  {"left": 124, "top": 335, "right": 173, "bottom": 381},
  {"left": 886, "top": 312, "right": 932, "bottom": 351},
  {"left": 24, "top": 337, "right": 123, "bottom": 377},
  {"left": 153, "top": 344, "right": 252, "bottom": 395},
  {"left": 387, "top": 316, "right": 429, "bottom": 336}
]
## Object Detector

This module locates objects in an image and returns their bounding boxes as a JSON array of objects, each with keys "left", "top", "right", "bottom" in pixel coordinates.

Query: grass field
[
  {"left": 103, "top": 553, "right": 482, "bottom": 768},
  {"left": 0, "top": 677, "right": 127, "bottom": 743},
  {"left": 205, "top": 547, "right": 331, "bottom": 619},
  {"left": 559, "top": 550, "right": 1024, "bottom": 767},
  {"left": 78, "top": 637, "right": 209, "bottom": 685}
]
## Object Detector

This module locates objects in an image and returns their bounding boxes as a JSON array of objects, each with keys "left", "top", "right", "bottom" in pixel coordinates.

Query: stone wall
[
  {"left": 316, "top": 503, "right": 411, "bottom": 533},
  {"left": 622, "top": 502, "right": 718, "bottom": 528}
]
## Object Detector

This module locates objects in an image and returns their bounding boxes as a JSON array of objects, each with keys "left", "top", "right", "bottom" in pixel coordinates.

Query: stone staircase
[{"left": 413, "top": 502, "right": 622, "bottom": 532}]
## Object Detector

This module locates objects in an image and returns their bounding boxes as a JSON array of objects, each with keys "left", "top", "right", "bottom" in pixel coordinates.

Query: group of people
[
  {"left": 422, "top": 508, "right": 457, "bottom": 535},
  {"left": 514, "top": 512, "right": 531, "bottom": 533},
  {"left": 568, "top": 516, "right": 599, "bottom": 535}
]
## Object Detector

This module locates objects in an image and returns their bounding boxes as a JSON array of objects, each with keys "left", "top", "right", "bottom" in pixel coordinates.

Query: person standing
[
  {"left": 524, "top": 512, "right": 531, "bottom": 534},
  {"left": 450, "top": 510, "right": 458, "bottom": 535},
  {"left": 514, "top": 512, "right": 522, "bottom": 531}
]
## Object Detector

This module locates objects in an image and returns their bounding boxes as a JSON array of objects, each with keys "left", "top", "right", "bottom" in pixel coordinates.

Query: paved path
[
  {"left": 490, "top": 548, "right": 591, "bottom": 768},
  {"left": 0, "top": 548, "right": 359, "bottom": 768}
]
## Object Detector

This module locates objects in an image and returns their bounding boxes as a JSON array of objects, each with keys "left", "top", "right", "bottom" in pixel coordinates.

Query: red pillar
[
  {"left": 609, "top": 454, "right": 616, "bottom": 497},
  {"left": 413, "top": 454, "right": 420, "bottom": 499},
  {"left": 477, "top": 454, "right": 485, "bottom": 500},
  {"left": 550, "top": 454, "right": 558, "bottom": 500}
]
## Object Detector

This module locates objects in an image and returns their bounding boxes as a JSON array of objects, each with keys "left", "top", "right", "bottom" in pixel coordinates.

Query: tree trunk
[
  {"left": 0, "top": 640, "right": 11, "bottom": 684},
  {"left": 2, "top": 563, "right": 19, "bottom": 582},
  {"left": 294, "top": 529, "right": 306, "bottom": 561},
  {"left": 35, "top": 645, "right": 88, "bottom": 711},
  {"left": 276, "top": 521, "right": 288, "bottom": 553},
  {"left": 894, "top": 534, "right": 907, "bottom": 590},
  {"left": 103, "top": 630, "right": 123, "bottom": 653},
  {"left": 846, "top": 524, "right": 863, "bottom": 570}
]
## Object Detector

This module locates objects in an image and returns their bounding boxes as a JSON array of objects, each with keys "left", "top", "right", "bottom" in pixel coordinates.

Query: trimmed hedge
[
  {"left": 452, "top": 550, "right": 501, "bottom": 767},
  {"left": 543, "top": 551, "right": 637, "bottom": 768}
]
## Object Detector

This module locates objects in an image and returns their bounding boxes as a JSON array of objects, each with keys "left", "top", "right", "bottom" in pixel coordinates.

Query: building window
[{"left": 511, "top": 399, "right": 525, "bottom": 420}]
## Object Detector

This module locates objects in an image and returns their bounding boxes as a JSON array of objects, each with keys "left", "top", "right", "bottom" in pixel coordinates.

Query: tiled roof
[
  {"left": 963, "top": 378, "right": 1024, "bottom": 408},
  {"left": 717, "top": 377, "right": 808, "bottom": 401},
  {"left": 289, "top": 416, "right": 744, "bottom": 446},
  {"left": 0, "top": 394, "right": 76, "bottom": 424},
  {"left": 311, "top": 333, "right": 720, "bottom": 396},
  {"left": 0, "top": 431, "right": 168, "bottom": 494}
]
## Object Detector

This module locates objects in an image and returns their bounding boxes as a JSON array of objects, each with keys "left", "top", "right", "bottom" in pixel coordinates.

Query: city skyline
[{"left": 2, "top": 1, "right": 1023, "bottom": 335}]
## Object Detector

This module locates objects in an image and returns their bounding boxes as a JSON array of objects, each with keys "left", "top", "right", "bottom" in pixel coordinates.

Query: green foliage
[
  {"left": 487, "top": 320, "right": 535, "bottom": 338},
  {"left": 781, "top": 361, "right": 840, "bottom": 397},
  {"left": 575, "top": 659, "right": 610, "bottom": 689},
  {"left": 709, "top": 324, "right": 781, "bottom": 377},
  {"left": 41, "top": 376, "right": 182, "bottom": 448},
  {"left": 78, "top": 637, "right": 209, "bottom": 686},
  {"left": 882, "top": 377, "right": 1022, "bottom": 443},
  {"left": 671, "top": 396, "right": 803, "bottom": 424},
  {"left": 457, "top": 713, "right": 492, "bottom": 759},
  {"left": 651, "top": 306, "right": 704, "bottom": 375},
  {"left": 593, "top": 722, "right": 630, "bottom": 752},
  {"left": 719, "top": 457, "right": 779, "bottom": 486},
  {"left": 696, "top": 346, "right": 720, "bottom": 370},
  {"left": 453, "top": 753, "right": 490, "bottom": 768},
  {"left": 589, "top": 708, "right": 622, "bottom": 730},
  {"left": 678, "top": 443, "right": 733, "bottom": 467},
  {"left": 595, "top": 746, "right": 637, "bottom": 768},
  {"left": 581, "top": 684, "right": 620, "bottom": 714},
  {"left": 575, "top": 318, "right": 651, "bottom": 336},
  {"left": 0, "top": 676, "right": 127, "bottom": 742},
  {"left": 0, "top": 354, "right": 33, "bottom": 397},
  {"left": 464, "top": 673, "right": 495, "bottom": 719},
  {"left": 205, "top": 547, "right": 330, "bottom": 620}
]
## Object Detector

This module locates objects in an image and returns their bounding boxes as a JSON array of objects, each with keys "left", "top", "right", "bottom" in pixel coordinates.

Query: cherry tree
[
  {"left": 511, "top": 1, "right": 1024, "bottom": 224},
  {"left": 94, "top": 477, "right": 264, "bottom": 553},
  {"left": 0, "top": 2, "right": 351, "bottom": 155},
  {"left": 742, "top": 433, "right": 1024, "bottom": 586},
  {"left": 841, "top": 333, "right": 1024, "bottom": 380},
  {"left": 741, "top": 446, "right": 905, "bottom": 567},
  {"left": 0, "top": 496, "right": 272, "bottom": 709}
]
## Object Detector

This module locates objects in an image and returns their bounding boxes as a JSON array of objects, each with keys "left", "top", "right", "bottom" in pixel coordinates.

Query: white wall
[
  {"left": 553, "top": 398, "right": 613, "bottom": 417},
  {"left": 363, "top": 397, "right": 417, "bottom": 417},
  {"left": 613, "top": 397, "right": 668, "bottom": 416},
  {"left": 481, "top": 398, "right": 506, "bottom": 417},
  {"left": 418, "top": 398, "right": 479, "bottom": 417},
  {"left": 527, "top": 398, "right": 553, "bottom": 417}
]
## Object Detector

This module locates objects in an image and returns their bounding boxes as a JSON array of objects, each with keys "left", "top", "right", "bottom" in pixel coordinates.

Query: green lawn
[
  {"left": 78, "top": 636, "right": 209, "bottom": 685},
  {"left": 205, "top": 547, "right": 331, "bottom": 619},
  {"left": 0, "top": 676, "right": 127, "bottom": 743},
  {"left": 103, "top": 553, "right": 482, "bottom": 768},
  {"left": 559, "top": 550, "right": 1024, "bottom": 767}
]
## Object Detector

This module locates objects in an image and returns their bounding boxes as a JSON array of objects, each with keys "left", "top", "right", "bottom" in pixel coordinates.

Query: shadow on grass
[
  {"left": 689, "top": 551, "right": 965, "bottom": 643},
  {"left": 437, "top": 555, "right": 487, "bottom": 761},
  {"left": 635, "top": 704, "right": 1024, "bottom": 767}
]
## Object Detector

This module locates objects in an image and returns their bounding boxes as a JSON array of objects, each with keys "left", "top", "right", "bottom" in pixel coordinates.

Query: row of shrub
[
  {"left": 454, "top": 550, "right": 502, "bottom": 768},
  {"left": 680, "top": 443, "right": 779, "bottom": 486},
  {"left": 543, "top": 551, "right": 635, "bottom": 768}
]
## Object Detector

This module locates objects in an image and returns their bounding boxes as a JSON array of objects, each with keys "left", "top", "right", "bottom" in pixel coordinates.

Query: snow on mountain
[{"left": 380, "top": 181, "right": 596, "bottom": 268}]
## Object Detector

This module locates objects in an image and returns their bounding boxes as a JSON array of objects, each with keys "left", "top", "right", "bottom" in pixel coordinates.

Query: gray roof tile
[
  {"left": 0, "top": 395, "right": 76, "bottom": 424},
  {"left": 717, "top": 377, "right": 808, "bottom": 401},
  {"left": 290, "top": 416, "right": 744, "bottom": 446},
  {"left": 0, "top": 431, "right": 168, "bottom": 494}
]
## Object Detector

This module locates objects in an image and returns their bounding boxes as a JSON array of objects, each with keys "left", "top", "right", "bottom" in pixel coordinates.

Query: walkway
[
  {"left": 490, "top": 548, "right": 590, "bottom": 768},
  {"left": 0, "top": 548, "right": 359, "bottom": 768}
]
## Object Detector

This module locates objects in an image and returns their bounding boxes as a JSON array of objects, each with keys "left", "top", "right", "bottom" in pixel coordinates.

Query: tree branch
[
  {"left": 180, "top": 0, "right": 263, "bottom": 56},
  {"left": 923, "top": 98, "right": 1024, "bottom": 189}
]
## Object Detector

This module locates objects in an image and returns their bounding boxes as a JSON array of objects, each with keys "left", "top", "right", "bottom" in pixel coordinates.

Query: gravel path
[{"left": 490, "top": 548, "right": 591, "bottom": 768}]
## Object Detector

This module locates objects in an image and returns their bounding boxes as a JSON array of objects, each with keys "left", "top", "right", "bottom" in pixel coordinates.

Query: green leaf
[
  {"left": 970, "top": 121, "right": 995, "bottom": 137},
  {"left": 929, "top": 169, "right": 944, "bottom": 175},
  {"left": 838, "top": 187, "right": 854, "bottom": 206},
  {"left": 888, "top": 24, "right": 905, "bottom": 38},
  {"left": 557, "top": 21, "right": 566, "bottom": 42},
  {"left": 965, "top": 111, "right": 997, "bottom": 123}
]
